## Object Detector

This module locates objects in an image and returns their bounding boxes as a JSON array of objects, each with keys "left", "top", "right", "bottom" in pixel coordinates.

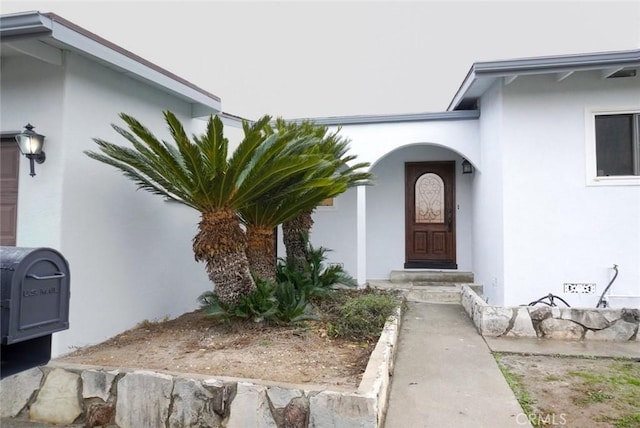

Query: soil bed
[
  {"left": 496, "top": 353, "right": 640, "bottom": 428},
  {"left": 57, "top": 292, "right": 393, "bottom": 388}
]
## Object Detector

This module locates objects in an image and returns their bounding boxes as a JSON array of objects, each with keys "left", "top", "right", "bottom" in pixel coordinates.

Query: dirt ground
[
  {"left": 497, "top": 354, "right": 640, "bottom": 428},
  {"left": 56, "top": 310, "right": 373, "bottom": 388},
  {"left": 57, "top": 310, "right": 640, "bottom": 427}
]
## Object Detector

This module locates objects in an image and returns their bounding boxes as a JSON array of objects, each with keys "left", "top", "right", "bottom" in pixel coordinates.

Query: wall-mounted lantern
[
  {"left": 461, "top": 159, "right": 473, "bottom": 174},
  {"left": 15, "top": 124, "right": 46, "bottom": 177}
]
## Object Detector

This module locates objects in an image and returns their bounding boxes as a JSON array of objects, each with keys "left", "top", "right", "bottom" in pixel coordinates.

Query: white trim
[
  {"left": 356, "top": 186, "right": 367, "bottom": 287},
  {"left": 585, "top": 107, "right": 640, "bottom": 187}
]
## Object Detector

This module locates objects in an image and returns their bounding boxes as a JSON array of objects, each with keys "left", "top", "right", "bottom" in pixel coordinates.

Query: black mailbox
[{"left": 1, "top": 247, "right": 70, "bottom": 379}]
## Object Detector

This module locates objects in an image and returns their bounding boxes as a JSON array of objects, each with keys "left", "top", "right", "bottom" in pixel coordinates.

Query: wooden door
[
  {"left": 405, "top": 161, "right": 456, "bottom": 269},
  {"left": 1, "top": 139, "right": 20, "bottom": 246}
]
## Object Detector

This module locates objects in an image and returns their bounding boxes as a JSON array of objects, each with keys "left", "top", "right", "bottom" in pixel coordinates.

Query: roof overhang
[
  {"left": 285, "top": 110, "right": 480, "bottom": 126},
  {"left": 0, "top": 11, "right": 221, "bottom": 119},
  {"left": 448, "top": 49, "right": 640, "bottom": 111}
]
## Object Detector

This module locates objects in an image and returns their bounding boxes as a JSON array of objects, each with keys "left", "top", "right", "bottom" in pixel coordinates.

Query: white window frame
[{"left": 585, "top": 107, "right": 640, "bottom": 186}]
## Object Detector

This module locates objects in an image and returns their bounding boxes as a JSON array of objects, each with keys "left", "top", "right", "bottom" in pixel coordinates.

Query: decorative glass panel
[{"left": 415, "top": 173, "right": 444, "bottom": 223}]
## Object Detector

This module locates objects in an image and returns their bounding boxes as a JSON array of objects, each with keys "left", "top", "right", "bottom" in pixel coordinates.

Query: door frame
[{"left": 404, "top": 161, "right": 457, "bottom": 269}]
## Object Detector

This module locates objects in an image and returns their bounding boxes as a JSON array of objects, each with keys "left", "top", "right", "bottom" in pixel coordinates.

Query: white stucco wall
[
  {"left": 1, "top": 55, "right": 66, "bottom": 250},
  {"left": 307, "top": 187, "right": 359, "bottom": 275},
  {"left": 2, "top": 52, "right": 215, "bottom": 356},
  {"left": 500, "top": 72, "right": 640, "bottom": 308},
  {"left": 472, "top": 82, "right": 506, "bottom": 305}
]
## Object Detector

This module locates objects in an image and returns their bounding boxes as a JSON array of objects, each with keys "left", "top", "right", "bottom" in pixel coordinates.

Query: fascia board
[
  {"left": 218, "top": 112, "right": 248, "bottom": 128},
  {"left": 447, "top": 67, "right": 478, "bottom": 111},
  {"left": 472, "top": 49, "right": 640, "bottom": 75},
  {"left": 0, "top": 11, "right": 52, "bottom": 38},
  {"left": 286, "top": 110, "right": 480, "bottom": 126}
]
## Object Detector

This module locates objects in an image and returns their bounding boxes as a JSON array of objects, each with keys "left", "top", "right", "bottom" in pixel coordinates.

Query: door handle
[{"left": 27, "top": 272, "right": 66, "bottom": 280}]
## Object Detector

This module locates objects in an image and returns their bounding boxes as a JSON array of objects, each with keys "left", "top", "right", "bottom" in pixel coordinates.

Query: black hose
[
  {"left": 527, "top": 293, "right": 571, "bottom": 307},
  {"left": 596, "top": 264, "right": 619, "bottom": 308}
]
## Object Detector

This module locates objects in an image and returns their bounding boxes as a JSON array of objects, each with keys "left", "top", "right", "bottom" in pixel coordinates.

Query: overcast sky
[{"left": 2, "top": 1, "right": 639, "bottom": 120}]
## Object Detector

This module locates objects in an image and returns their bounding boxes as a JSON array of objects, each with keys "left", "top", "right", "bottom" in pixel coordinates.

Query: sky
[{"left": 2, "top": 1, "right": 639, "bottom": 120}]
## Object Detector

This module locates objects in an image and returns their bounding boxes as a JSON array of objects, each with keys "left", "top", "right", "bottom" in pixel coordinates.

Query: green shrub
[
  {"left": 198, "top": 277, "right": 316, "bottom": 324},
  {"left": 276, "top": 242, "right": 356, "bottom": 300},
  {"left": 200, "top": 241, "right": 358, "bottom": 325},
  {"left": 198, "top": 278, "right": 277, "bottom": 322},
  {"left": 328, "top": 293, "right": 399, "bottom": 341},
  {"left": 273, "top": 281, "right": 316, "bottom": 323}
]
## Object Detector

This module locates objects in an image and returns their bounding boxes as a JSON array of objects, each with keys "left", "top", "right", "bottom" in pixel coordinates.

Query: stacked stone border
[
  {"left": 461, "top": 285, "right": 639, "bottom": 341},
  {"left": 0, "top": 306, "right": 402, "bottom": 428}
]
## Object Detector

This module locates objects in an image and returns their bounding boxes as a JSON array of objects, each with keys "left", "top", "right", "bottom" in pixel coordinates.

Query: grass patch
[
  {"left": 614, "top": 413, "right": 640, "bottom": 428},
  {"left": 496, "top": 354, "right": 640, "bottom": 428},
  {"left": 569, "top": 360, "right": 640, "bottom": 409},
  {"left": 494, "top": 354, "right": 541, "bottom": 428}
]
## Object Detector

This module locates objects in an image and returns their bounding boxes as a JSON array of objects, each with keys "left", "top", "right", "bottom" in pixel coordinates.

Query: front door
[{"left": 404, "top": 161, "right": 456, "bottom": 269}]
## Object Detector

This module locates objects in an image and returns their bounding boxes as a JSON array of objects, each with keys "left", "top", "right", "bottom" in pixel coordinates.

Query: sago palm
[
  {"left": 278, "top": 120, "right": 373, "bottom": 271},
  {"left": 240, "top": 159, "right": 350, "bottom": 281},
  {"left": 85, "top": 111, "right": 324, "bottom": 304}
]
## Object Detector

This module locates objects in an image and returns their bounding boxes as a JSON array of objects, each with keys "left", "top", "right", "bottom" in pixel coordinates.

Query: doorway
[{"left": 404, "top": 161, "right": 456, "bottom": 269}]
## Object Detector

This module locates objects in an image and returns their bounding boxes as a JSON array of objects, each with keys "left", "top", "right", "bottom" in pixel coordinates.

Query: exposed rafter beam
[
  {"left": 5, "top": 40, "right": 63, "bottom": 66},
  {"left": 503, "top": 75, "right": 518, "bottom": 85},
  {"left": 601, "top": 67, "right": 624, "bottom": 79},
  {"left": 556, "top": 71, "right": 574, "bottom": 82}
]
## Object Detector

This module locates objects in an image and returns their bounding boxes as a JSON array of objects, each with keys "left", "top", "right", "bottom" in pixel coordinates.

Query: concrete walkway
[{"left": 384, "top": 302, "right": 532, "bottom": 428}]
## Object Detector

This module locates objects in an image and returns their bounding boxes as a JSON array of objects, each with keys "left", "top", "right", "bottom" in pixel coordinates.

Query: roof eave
[
  {"left": 0, "top": 11, "right": 52, "bottom": 38},
  {"left": 448, "top": 49, "right": 640, "bottom": 111},
  {"left": 1, "top": 11, "right": 221, "bottom": 119},
  {"left": 285, "top": 110, "right": 480, "bottom": 126}
]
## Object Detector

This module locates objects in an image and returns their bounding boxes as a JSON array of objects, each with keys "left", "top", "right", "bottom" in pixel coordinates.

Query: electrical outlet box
[{"left": 563, "top": 283, "right": 596, "bottom": 294}]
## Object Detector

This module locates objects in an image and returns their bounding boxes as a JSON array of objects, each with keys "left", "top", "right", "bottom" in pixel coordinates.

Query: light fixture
[
  {"left": 461, "top": 159, "right": 473, "bottom": 174},
  {"left": 15, "top": 123, "right": 46, "bottom": 177}
]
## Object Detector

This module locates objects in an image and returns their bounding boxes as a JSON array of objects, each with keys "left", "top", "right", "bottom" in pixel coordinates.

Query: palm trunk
[
  {"left": 246, "top": 226, "right": 276, "bottom": 282},
  {"left": 193, "top": 209, "right": 256, "bottom": 305},
  {"left": 282, "top": 208, "right": 314, "bottom": 272}
]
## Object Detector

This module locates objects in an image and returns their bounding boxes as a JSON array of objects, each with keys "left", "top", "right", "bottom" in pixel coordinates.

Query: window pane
[
  {"left": 415, "top": 173, "right": 444, "bottom": 223},
  {"left": 595, "top": 114, "right": 634, "bottom": 176}
]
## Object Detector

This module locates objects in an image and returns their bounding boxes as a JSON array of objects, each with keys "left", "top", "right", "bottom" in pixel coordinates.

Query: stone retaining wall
[
  {"left": 461, "top": 285, "right": 639, "bottom": 341},
  {"left": 0, "top": 307, "right": 402, "bottom": 428}
]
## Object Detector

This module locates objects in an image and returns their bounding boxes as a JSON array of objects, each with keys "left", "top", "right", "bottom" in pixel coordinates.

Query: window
[
  {"left": 595, "top": 113, "right": 640, "bottom": 177},
  {"left": 319, "top": 198, "right": 334, "bottom": 207},
  {"left": 586, "top": 110, "right": 640, "bottom": 186}
]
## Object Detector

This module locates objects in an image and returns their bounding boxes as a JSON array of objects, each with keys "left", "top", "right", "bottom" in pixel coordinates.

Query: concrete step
[
  {"left": 389, "top": 270, "right": 474, "bottom": 284},
  {"left": 368, "top": 280, "right": 469, "bottom": 304}
]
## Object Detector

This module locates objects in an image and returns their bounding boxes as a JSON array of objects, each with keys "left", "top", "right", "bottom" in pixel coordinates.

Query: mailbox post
[{"left": 1, "top": 247, "right": 70, "bottom": 379}]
